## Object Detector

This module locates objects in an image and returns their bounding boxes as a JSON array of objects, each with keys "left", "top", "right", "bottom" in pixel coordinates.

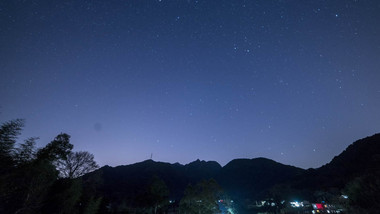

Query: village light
[{"left": 290, "top": 201, "right": 303, "bottom": 207}]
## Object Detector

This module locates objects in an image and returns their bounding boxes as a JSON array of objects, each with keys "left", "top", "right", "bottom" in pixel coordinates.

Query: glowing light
[
  {"left": 227, "top": 208, "right": 234, "bottom": 214},
  {"left": 290, "top": 201, "right": 303, "bottom": 207}
]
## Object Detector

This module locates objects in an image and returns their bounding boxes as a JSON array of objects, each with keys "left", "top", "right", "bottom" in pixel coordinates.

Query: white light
[{"left": 290, "top": 201, "right": 303, "bottom": 208}]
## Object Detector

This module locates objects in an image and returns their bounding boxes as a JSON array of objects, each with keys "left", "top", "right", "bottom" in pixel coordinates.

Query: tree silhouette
[
  {"left": 37, "top": 133, "right": 73, "bottom": 162},
  {"left": 344, "top": 172, "right": 380, "bottom": 213},
  {"left": 0, "top": 119, "right": 99, "bottom": 213},
  {"left": 57, "top": 151, "right": 99, "bottom": 178},
  {"left": 149, "top": 175, "right": 169, "bottom": 214},
  {"left": 0, "top": 119, "right": 24, "bottom": 172},
  {"left": 14, "top": 137, "right": 38, "bottom": 165},
  {"left": 180, "top": 179, "right": 222, "bottom": 214}
]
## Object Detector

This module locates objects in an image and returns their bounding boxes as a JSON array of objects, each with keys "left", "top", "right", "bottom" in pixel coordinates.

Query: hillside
[
  {"left": 218, "top": 158, "right": 304, "bottom": 199},
  {"left": 268, "top": 133, "right": 380, "bottom": 201},
  {"left": 81, "top": 133, "right": 380, "bottom": 212},
  {"left": 319, "top": 133, "right": 380, "bottom": 176},
  {"left": 83, "top": 159, "right": 223, "bottom": 203},
  {"left": 83, "top": 157, "right": 305, "bottom": 204}
]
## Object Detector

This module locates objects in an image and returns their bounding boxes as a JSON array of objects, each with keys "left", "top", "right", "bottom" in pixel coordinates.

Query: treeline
[
  {"left": 0, "top": 119, "right": 99, "bottom": 213},
  {"left": 107, "top": 177, "right": 228, "bottom": 214},
  {"left": 0, "top": 119, "right": 231, "bottom": 214}
]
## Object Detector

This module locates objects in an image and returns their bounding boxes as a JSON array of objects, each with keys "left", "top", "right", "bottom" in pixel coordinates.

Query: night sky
[{"left": 1, "top": 0, "right": 380, "bottom": 169}]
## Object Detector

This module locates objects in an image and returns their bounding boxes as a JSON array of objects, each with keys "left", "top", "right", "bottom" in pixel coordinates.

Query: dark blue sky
[{"left": 1, "top": 0, "right": 379, "bottom": 168}]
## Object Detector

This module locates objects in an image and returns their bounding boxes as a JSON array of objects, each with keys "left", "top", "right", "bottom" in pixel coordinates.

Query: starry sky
[{"left": 1, "top": 0, "right": 380, "bottom": 169}]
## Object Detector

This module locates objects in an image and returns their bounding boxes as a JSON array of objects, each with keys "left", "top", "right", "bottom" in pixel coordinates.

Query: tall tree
[
  {"left": 37, "top": 133, "right": 73, "bottom": 162},
  {"left": 14, "top": 137, "right": 38, "bottom": 165},
  {"left": 0, "top": 119, "right": 24, "bottom": 153},
  {"left": 0, "top": 119, "right": 100, "bottom": 214},
  {"left": 0, "top": 119, "right": 25, "bottom": 213},
  {"left": 0, "top": 119, "right": 24, "bottom": 171},
  {"left": 13, "top": 133, "right": 75, "bottom": 214},
  {"left": 149, "top": 176, "right": 169, "bottom": 214}
]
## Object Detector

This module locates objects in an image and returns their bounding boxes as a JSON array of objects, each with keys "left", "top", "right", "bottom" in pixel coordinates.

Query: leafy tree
[
  {"left": 11, "top": 132, "right": 75, "bottom": 213},
  {"left": 133, "top": 175, "right": 170, "bottom": 213},
  {"left": 13, "top": 160, "right": 58, "bottom": 214},
  {"left": 0, "top": 119, "right": 24, "bottom": 153},
  {"left": 0, "top": 119, "right": 99, "bottom": 214},
  {"left": 14, "top": 137, "right": 38, "bottom": 165},
  {"left": 37, "top": 133, "right": 73, "bottom": 162},
  {"left": 80, "top": 170, "right": 104, "bottom": 214},
  {"left": 180, "top": 179, "right": 222, "bottom": 214},
  {"left": 0, "top": 119, "right": 24, "bottom": 171},
  {"left": 0, "top": 119, "right": 25, "bottom": 213},
  {"left": 83, "top": 196, "right": 103, "bottom": 214},
  {"left": 41, "top": 178, "right": 82, "bottom": 214},
  {"left": 344, "top": 172, "right": 380, "bottom": 213},
  {"left": 149, "top": 175, "right": 169, "bottom": 214}
]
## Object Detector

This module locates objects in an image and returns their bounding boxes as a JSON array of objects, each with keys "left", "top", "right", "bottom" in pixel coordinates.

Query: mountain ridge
[{"left": 81, "top": 133, "right": 380, "bottom": 212}]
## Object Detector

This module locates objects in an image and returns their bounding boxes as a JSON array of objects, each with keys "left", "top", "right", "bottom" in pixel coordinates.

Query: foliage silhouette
[
  {"left": 58, "top": 151, "right": 99, "bottom": 179},
  {"left": 180, "top": 179, "right": 222, "bottom": 214},
  {"left": 0, "top": 119, "right": 99, "bottom": 214}
]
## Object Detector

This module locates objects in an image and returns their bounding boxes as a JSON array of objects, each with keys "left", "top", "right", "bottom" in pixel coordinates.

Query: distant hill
[
  {"left": 83, "top": 159, "right": 223, "bottom": 203},
  {"left": 316, "top": 133, "right": 380, "bottom": 189},
  {"left": 270, "top": 133, "right": 380, "bottom": 200},
  {"left": 319, "top": 133, "right": 380, "bottom": 177},
  {"left": 83, "top": 157, "right": 304, "bottom": 203},
  {"left": 82, "top": 133, "right": 380, "bottom": 210},
  {"left": 218, "top": 158, "right": 304, "bottom": 199}
]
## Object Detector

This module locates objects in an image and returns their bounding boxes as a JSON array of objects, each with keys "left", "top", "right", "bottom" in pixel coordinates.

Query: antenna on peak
[{"left": 150, "top": 153, "right": 153, "bottom": 160}]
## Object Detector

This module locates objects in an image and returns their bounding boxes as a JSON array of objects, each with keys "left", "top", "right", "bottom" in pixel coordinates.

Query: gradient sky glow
[{"left": 1, "top": 0, "right": 380, "bottom": 169}]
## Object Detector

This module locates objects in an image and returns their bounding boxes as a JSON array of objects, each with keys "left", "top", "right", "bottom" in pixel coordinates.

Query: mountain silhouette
[
  {"left": 218, "top": 157, "right": 304, "bottom": 199},
  {"left": 82, "top": 133, "right": 380, "bottom": 210},
  {"left": 83, "top": 157, "right": 304, "bottom": 203},
  {"left": 266, "top": 133, "right": 380, "bottom": 201},
  {"left": 310, "top": 133, "right": 380, "bottom": 190}
]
